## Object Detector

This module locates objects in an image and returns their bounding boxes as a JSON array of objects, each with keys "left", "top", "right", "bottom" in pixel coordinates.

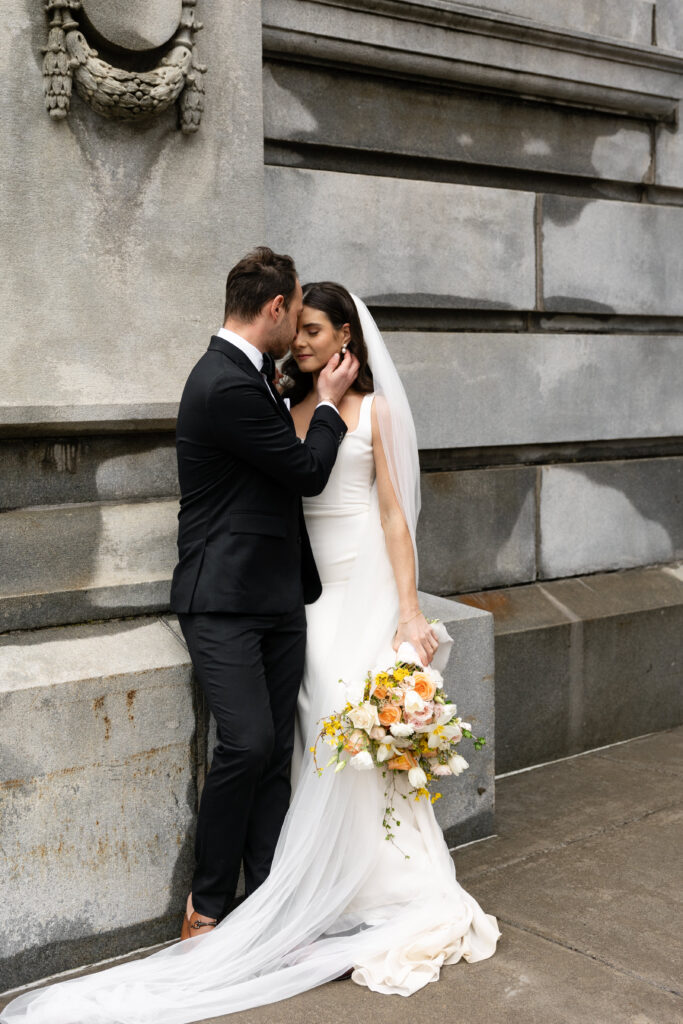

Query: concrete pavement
[{"left": 3, "top": 726, "right": 681, "bottom": 1023}]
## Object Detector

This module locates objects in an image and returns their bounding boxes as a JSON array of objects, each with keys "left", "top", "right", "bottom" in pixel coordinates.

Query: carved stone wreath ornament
[{"left": 42, "top": 0, "right": 206, "bottom": 133}]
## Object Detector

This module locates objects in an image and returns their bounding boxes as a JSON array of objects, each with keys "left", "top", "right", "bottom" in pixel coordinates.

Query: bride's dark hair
[{"left": 280, "top": 281, "right": 374, "bottom": 407}]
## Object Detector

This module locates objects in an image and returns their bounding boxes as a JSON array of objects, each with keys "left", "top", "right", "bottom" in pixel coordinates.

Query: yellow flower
[
  {"left": 431, "top": 793, "right": 442, "bottom": 804},
  {"left": 393, "top": 667, "right": 409, "bottom": 681},
  {"left": 309, "top": 746, "right": 316, "bottom": 753},
  {"left": 375, "top": 672, "right": 389, "bottom": 686}
]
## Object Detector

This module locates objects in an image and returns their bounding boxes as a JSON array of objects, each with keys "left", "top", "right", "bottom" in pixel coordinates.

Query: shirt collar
[{"left": 215, "top": 327, "right": 264, "bottom": 373}]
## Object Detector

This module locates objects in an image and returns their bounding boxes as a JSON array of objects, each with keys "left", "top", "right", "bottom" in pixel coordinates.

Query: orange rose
[
  {"left": 372, "top": 685, "right": 388, "bottom": 700},
  {"left": 378, "top": 704, "right": 401, "bottom": 727},
  {"left": 387, "top": 751, "right": 418, "bottom": 771},
  {"left": 413, "top": 672, "right": 436, "bottom": 701}
]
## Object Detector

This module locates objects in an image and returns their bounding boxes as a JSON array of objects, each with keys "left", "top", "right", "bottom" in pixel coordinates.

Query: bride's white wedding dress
[{"left": 1, "top": 390, "right": 500, "bottom": 1024}]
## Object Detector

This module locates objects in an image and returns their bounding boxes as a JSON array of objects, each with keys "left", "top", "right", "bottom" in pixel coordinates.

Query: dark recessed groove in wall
[
  {"left": 419, "top": 437, "right": 683, "bottom": 472},
  {"left": 264, "top": 141, "right": 683, "bottom": 207},
  {"left": 371, "top": 308, "right": 683, "bottom": 334}
]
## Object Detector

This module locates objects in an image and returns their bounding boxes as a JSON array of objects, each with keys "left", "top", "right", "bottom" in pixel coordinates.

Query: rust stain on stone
[
  {"left": 93, "top": 695, "right": 105, "bottom": 711},
  {"left": 103, "top": 715, "right": 111, "bottom": 740},
  {"left": 458, "top": 592, "right": 511, "bottom": 619},
  {"left": 126, "top": 689, "right": 137, "bottom": 722}
]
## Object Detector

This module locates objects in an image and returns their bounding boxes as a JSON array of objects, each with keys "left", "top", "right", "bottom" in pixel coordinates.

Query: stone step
[
  {"left": 0, "top": 615, "right": 195, "bottom": 989},
  {"left": 0, "top": 498, "right": 178, "bottom": 632},
  {"left": 456, "top": 562, "right": 683, "bottom": 774}
]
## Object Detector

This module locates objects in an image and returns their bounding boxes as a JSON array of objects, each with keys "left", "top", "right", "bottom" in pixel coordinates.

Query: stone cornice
[
  {"left": 263, "top": 0, "right": 681, "bottom": 123},
  {"left": 312, "top": 0, "right": 683, "bottom": 73}
]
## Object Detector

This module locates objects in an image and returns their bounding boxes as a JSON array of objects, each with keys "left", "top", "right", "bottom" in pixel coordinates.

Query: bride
[{"left": 1, "top": 286, "right": 500, "bottom": 1024}]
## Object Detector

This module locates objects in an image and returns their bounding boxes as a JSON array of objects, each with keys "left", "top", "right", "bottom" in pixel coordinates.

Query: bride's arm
[{"left": 371, "top": 400, "right": 439, "bottom": 666}]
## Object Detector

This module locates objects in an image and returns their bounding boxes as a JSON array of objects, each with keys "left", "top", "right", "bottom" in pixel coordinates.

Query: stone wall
[
  {"left": 1, "top": 0, "right": 682, "bottom": 991},
  {"left": 262, "top": 0, "right": 683, "bottom": 768}
]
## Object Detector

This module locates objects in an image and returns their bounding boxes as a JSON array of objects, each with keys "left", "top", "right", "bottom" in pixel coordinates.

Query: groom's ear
[{"left": 267, "top": 294, "right": 285, "bottom": 321}]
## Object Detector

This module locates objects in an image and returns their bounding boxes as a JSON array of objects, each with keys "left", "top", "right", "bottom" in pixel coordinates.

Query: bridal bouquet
[{"left": 312, "top": 632, "right": 485, "bottom": 846}]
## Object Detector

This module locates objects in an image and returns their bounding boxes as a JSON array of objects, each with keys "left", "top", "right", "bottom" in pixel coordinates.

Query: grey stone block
[
  {"left": 0, "top": 499, "right": 178, "bottom": 632},
  {"left": 0, "top": 616, "right": 196, "bottom": 986},
  {"left": 656, "top": 0, "right": 683, "bottom": 51},
  {"left": 266, "top": 167, "right": 536, "bottom": 309},
  {"left": 0, "top": 0, "right": 265, "bottom": 425},
  {"left": 447, "top": 0, "right": 653, "bottom": 44},
  {"left": 542, "top": 196, "right": 683, "bottom": 315},
  {"left": 457, "top": 564, "right": 683, "bottom": 772},
  {"left": 419, "top": 592, "right": 495, "bottom": 846},
  {"left": 0, "top": 435, "right": 178, "bottom": 511},
  {"left": 539, "top": 457, "right": 683, "bottom": 578},
  {"left": 417, "top": 467, "right": 537, "bottom": 594},
  {"left": 264, "top": 62, "right": 651, "bottom": 183},
  {"left": 386, "top": 333, "right": 683, "bottom": 450}
]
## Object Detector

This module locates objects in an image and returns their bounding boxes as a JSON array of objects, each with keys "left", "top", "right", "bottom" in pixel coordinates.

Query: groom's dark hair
[{"left": 224, "top": 247, "right": 298, "bottom": 322}]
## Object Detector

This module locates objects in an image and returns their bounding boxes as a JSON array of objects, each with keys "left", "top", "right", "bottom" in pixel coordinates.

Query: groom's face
[{"left": 270, "top": 279, "right": 303, "bottom": 360}]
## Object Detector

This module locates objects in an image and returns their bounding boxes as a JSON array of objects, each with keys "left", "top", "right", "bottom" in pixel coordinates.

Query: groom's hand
[{"left": 317, "top": 351, "right": 360, "bottom": 407}]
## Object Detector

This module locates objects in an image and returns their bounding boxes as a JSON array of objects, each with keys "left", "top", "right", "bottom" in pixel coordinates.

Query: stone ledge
[
  {"left": 0, "top": 616, "right": 196, "bottom": 987},
  {"left": 264, "top": 0, "right": 682, "bottom": 121},
  {"left": 456, "top": 563, "right": 683, "bottom": 772}
]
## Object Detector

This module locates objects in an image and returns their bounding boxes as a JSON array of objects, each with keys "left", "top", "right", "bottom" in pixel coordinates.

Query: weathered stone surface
[
  {"left": 266, "top": 167, "right": 536, "bottom": 309},
  {"left": 539, "top": 458, "right": 683, "bottom": 578},
  {"left": 418, "top": 467, "right": 537, "bottom": 595},
  {"left": 0, "top": 616, "right": 195, "bottom": 986},
  {"left": 0, "top": 499, "right": 178, "bottom": 632},
  {"left": 0, "top": 435, "right": 177, "bottom": 511},
  {"left": 458, "top": 564, "right": 683, "bottom": 772},
  {"left": 1, "top": 0, "right": 264, "bottom": 429},
  {"left": 81, "top": 0, "right": 182, "bottom": 51},
  {"left": 542, "top": 196, "right": 683, "bottom": 315},
  {"left": 450, "top": 0, "right": 654, "bottom": 44},
  {"left": 656, "top": 0, "right": 683, "bottom": 52},
  {"left": 386, "top": 333, "right": 683, "bottom": 450},
  {"left": 419, "top": 592, "right": 495, "bottom": 846},
  {"left": 264, "top": 62, "right": 652, "bottom": 183}
]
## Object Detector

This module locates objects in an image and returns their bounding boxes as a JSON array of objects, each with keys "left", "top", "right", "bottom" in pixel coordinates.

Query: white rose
[
  {"left": 396, "top": 641, "right": 422, "bottom": 665},
  {"left": 389, "top": 722, "right": 414, "bottom": 738},
  {"left": 432, "top": 763, "right": 452, "bottom": 776},
  {"left": 350, "top": 751, "right": 374, "bottom": 771},
  {"left": 347, "top": 702, "right": 380, "bottom": 733},
  {"left": 457, "top": 719, "right": 472, "bottom": 731},
  {"left": 408, "top": 765, "right": 428, "bottom": 789},
  {"left": 376, "top": 743, "right": 393, "bottom": 763},
  {"left": 434, "top": 702, "right": 458, "bottom": 724},
  {"left": 403, "top": 690, "right": 425, "bottom": 714},
  {"left": 448, "top": 753, "right": 469, "bottom": 776}
]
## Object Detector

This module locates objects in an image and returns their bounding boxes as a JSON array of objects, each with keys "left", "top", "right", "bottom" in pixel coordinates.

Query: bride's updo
[{"left": 280, "top": 281, "right": 374, "bottom": 407}]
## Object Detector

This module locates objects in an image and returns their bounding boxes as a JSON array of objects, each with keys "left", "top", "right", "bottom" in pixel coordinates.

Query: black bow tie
[{"left": 261, "top": 351, "right": 276, "bottom": 383}]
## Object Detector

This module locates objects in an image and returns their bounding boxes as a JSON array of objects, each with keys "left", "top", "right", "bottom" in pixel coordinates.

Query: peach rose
[
  {"left": 387, "top": 751, "right": 418, "bottom": 771},
  {"left": 413, "top": 672, "right": 437, "bottom": 701},
  {"left": 378, "top": 704, "right": 402, "bottom": 727},
  {"left": 372, "top": 685, "right": 388, "bottom": 700}
]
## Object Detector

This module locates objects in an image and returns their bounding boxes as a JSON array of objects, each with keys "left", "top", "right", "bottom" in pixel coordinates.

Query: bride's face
[{"left": 292, "top": 305, "right": 350, "bottom": 374}]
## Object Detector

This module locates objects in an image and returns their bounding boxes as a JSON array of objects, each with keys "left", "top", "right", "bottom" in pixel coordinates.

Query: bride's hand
[{"left": 392, "top": 613, "right": 439, "bottom": 667}]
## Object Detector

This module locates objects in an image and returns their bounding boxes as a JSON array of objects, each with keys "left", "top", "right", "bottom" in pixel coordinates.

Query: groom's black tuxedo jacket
[{"left": 170, "top": 335, "right": 347, "bottom": 615}]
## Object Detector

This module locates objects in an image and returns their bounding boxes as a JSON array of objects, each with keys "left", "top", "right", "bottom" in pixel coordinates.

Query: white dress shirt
[{"left": 215, "top": 327, "right": 337, "bottom": 415}]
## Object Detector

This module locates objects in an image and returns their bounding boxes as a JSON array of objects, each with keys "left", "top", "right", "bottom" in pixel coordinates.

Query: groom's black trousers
[{"left": 177, "top": 604, "right": 307, "bottom": 921}]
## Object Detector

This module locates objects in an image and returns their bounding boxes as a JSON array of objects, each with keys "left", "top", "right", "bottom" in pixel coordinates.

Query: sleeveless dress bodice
[{"left": 303, "top": 392, "right": 375, "bottom": 587}]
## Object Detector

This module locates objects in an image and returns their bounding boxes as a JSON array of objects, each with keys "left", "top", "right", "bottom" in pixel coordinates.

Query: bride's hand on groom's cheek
[{"left": 393, "top": 614, "right": 439, "bottom": 666}]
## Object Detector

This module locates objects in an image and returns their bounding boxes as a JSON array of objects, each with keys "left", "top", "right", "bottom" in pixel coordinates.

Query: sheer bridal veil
[{"left": 1, "top": 295, "right": 459, "bottom": 1024}]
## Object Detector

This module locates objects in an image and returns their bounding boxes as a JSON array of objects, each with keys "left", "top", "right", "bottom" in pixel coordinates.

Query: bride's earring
[{"left": 341, "top": 344, "right": 348, "bottom": 355}]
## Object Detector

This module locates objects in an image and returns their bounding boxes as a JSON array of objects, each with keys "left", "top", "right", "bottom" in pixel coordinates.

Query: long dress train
[{"left": 1, "top": 392, "right": 500, "bottom": 1024}]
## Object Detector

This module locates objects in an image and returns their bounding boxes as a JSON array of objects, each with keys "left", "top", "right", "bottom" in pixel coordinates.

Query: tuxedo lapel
[{"left": 208, "top": 335, "right": 293, "bottom": 430}]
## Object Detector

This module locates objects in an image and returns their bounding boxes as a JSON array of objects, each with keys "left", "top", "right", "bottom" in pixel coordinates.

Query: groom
[{"left": 171, "top": 247, "right": 359, "bottom": 937}]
